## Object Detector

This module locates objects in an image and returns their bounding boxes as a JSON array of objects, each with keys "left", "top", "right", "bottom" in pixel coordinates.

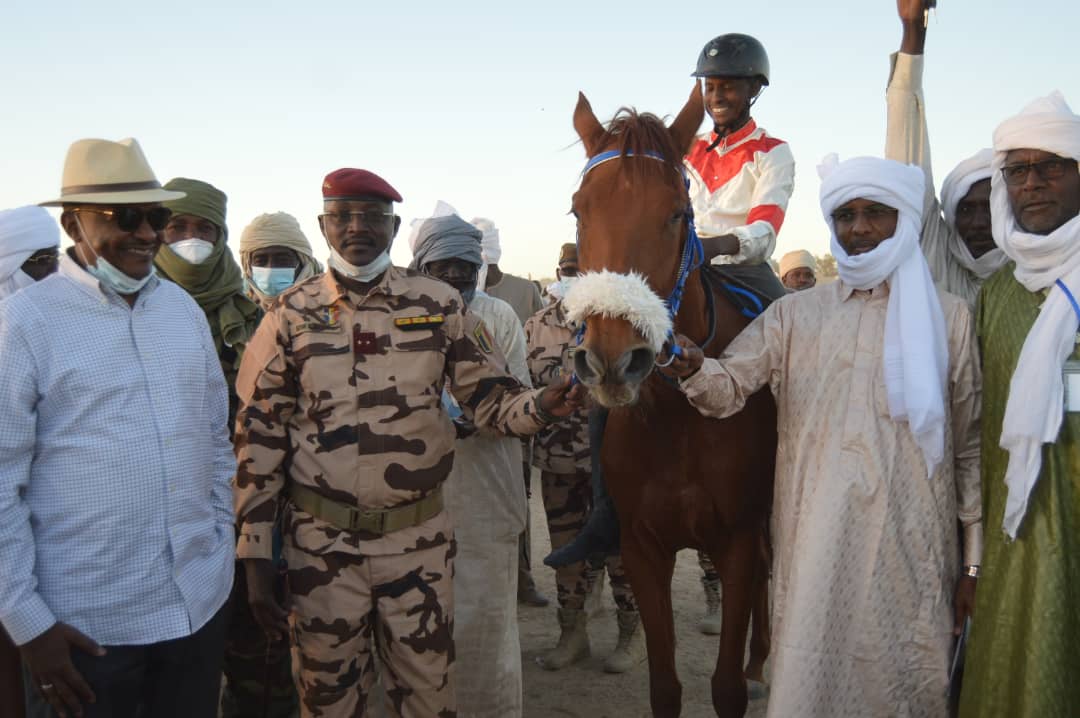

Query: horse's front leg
[
  {"left": 745, "top": 525, "right": 771, "bottom": 690},
  {"left": 621, "top": 529, "right": 680, "bottom": 718},
  {"left": 708, "top": 527, "right": 761, "bottom": 718}
]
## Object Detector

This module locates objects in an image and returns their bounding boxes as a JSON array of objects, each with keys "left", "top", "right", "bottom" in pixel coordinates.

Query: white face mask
[
  {"left": 168, "top": 238, "right": 215, "bottom": 264},
  {"left": 75, "top": 217, "right": 155, "bottom": 295},
  {"left": 327, "top": 248, "right": 391, "bottom": 282}
]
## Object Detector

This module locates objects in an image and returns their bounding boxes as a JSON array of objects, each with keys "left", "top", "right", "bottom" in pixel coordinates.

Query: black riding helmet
[{"left": 692, "top": 33, "right": 770, "bottom": 86}]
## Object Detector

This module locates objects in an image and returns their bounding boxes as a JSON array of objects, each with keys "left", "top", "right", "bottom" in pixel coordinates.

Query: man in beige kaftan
[{"left": 662, "top": 155, "right": 982, "bottom": 717}]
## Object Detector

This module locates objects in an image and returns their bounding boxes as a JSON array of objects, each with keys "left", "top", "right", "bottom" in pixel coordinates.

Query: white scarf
[
  {"left": 940, "top": 149, "right": 1010, "bottom": 280},
  {"left": 989, "top": 90, "right": 1080, "bottom": 539},
  {"left": 470, "top": 216, "right": 501, "bottom": 290},
  {"left": 0, "top": 205, "right": 60, "bottom": 300},
  {"left": 819, "top": 154, "right": 949, "bottom": 478}
]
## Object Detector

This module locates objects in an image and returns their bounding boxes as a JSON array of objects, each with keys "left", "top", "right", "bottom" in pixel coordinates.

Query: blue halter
[{"left": 575, "top": 149, "right": 705, "bottom": 362}]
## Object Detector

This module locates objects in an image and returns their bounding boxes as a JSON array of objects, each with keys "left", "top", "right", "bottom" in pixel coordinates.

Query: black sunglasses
[{"left": 71, "top": 206, "right": 172, "bottom": 232}]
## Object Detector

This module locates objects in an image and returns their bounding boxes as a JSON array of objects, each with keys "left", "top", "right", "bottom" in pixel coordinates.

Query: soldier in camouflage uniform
[
  {"left": 234, "top": 169, "right": 583, "bottom": 718},
  {"left": 525, "top": 243, "right": 645, "bottom": 674}
]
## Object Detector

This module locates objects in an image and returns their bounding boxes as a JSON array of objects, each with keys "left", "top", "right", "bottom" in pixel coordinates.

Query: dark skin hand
[
  {"left": 657, "top": 334, "right": 706, "bottom": 380},
  {"left": 20, "top": 623, "right": 105, "bottom": 718},
  {"left": 898, "top": 0, "right": 928, "bottom": 55},
  {"left": 954, "top": 575, "right": 977, "bottom": 635},
  {"left": 701, "top": 234, "right": 741, "bottom": 261}
]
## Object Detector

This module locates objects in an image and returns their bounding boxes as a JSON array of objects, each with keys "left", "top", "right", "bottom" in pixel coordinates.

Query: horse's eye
[{"left": 670, "top": 210, "right": 686, "bottom": 225}]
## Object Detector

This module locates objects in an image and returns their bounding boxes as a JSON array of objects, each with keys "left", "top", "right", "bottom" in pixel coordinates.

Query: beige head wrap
[
  {"left": 239, "top": 212, "right": 323, "bottom": 308},
  {"left": 778, "top": 250, "right": 816, "bottom": 279}
]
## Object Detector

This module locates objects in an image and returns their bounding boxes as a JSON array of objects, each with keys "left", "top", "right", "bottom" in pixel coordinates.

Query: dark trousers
[
  {"left": 2, "top": 628, "right": 25, "bottom": 718},
  {"left": 26, "top": 602, "right": 228, "bottom": 718}
]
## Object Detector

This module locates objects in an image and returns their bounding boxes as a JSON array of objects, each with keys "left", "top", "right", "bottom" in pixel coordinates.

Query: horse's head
[{"left": 565, "top": 86, "right": 704, "bottom": 408}]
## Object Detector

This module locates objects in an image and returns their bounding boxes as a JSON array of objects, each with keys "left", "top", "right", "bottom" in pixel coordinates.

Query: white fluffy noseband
[{"left": 563, "top": 270, "right": 671, "bottom": 353}]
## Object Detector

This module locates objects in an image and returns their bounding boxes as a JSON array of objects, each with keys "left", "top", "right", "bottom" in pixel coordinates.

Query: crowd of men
[{"left": 0, "top": 3, "right": 1077, "bottom": 717}]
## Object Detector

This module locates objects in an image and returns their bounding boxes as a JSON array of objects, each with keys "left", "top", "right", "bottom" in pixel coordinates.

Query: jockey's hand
[
  {"left": 21, "top": 622, "right": 104, "bottom": 718},
  {"left": 538, "top": 373, "right": 587, "bottom": 418},
  {"left": 658, "top": 334, "right": 704, "bottom": 380},
  {"left": 701, "top": 234, "right": 740, "bottom": 262},
  {"left": 897, "top": 0, "right": 929, "bottom": 54},
  {"left": 244, "top": 558, "right": 290, "bottom": 642},
  {"left": 953, "top": 574, "right": 977, "bottom": 636}
]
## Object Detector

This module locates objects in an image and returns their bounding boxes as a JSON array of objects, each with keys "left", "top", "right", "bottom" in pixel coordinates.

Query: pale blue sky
[{"left": 2, "top": 1, "right": 1077, "bottom": 277}]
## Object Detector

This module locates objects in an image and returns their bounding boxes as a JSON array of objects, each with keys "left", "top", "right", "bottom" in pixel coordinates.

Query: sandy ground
[{"left": 517, "top": 475, "right": 769, "bottom": 718}]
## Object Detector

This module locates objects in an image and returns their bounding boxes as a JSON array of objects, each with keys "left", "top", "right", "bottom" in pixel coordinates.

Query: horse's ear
[
  {"left": 574, "top": 91, "right": 606, "bottom": 157},
  {"left": 669, "top": 83, "right": 705, "bottom": 155}
]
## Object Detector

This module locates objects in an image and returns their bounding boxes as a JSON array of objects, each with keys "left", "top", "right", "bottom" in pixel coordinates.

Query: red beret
[{"left": 322, "top": 168, "right": 403, "bottom": 203}]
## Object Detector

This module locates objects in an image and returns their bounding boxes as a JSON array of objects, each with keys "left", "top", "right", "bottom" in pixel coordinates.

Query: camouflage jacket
[
  {"left": 234, "top": 267, "right": 550, "bottom": 558},
  {"left": 525, "top": 301, "right": 589, "bottom": 473}
]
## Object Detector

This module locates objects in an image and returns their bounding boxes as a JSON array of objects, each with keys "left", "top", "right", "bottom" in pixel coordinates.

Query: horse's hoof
[{"left": 747, "top": 679, "right": 769, "bottom": 700}]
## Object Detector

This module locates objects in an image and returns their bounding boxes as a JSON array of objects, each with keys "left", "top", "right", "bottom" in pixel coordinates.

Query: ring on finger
[{"left": 40, "top": 682, "right": 54, "bottom": 690}]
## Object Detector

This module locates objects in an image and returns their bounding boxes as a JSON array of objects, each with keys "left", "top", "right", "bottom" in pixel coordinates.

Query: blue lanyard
[{"left": 1055, "top": 279, "right": 1080, "bottom": 324}]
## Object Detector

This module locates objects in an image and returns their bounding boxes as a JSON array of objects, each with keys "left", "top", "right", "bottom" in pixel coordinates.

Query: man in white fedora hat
[{"left": 0, "top": 137, "right": 236, "bottom": 718}]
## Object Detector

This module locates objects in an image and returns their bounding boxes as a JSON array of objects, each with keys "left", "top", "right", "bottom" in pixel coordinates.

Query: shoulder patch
[
  {"left": 473, "top": 321, "right": 495, "bottom": 353},
  {"left": 394, "top": 314, "right": 445, "bottom": 330}
]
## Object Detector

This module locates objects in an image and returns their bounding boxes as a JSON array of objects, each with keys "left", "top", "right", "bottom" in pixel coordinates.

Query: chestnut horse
[{"left": 565, "top": 87, "right": 776, "bottom": 718}]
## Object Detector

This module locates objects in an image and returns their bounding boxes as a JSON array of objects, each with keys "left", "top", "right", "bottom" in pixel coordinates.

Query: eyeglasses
[
  {"left": 71, "top": 206, "right": 172, "bottom": 232},
  {"left": 23, "top": 250, "right": 60, "bottom": 266},
  {"left": 1000, "top": 157, "right": 1077, "bottom": 186},
  {"left": 830, "top": 205, "right": 898, "bottom": 228},
  {"left": 320, "top": 210, "right": 394, "bottom": 228}
]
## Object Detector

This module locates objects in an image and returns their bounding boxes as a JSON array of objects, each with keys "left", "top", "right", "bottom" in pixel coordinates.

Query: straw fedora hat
[{"left": 39, "top": 138, "right": 185, "bottom": 206}]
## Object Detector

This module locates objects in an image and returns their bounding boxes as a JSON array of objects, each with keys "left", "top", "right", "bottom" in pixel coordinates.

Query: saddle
[{"left": 702, "top": 263, "right": 787, "bottom": 320}]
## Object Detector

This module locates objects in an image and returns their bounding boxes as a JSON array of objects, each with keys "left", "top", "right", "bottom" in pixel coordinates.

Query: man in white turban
[
  {"left": 658, "top": 154, "right": 983, "bottom": 718},
  {"left": 958, "top": 91, "right": 1080, "bottom": 718},
  {"left": 884, "top": 0, "right": 1008, "bottom": 308},
  {"left": 239, "top": 212, "right": 323, "bottom": 311},
  {"left": 0, "top": 206, "right": 60, "bottom": 301}
]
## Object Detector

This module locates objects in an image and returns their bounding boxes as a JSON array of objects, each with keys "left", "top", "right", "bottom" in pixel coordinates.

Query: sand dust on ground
[{"left": 517, "top": 476, "right": 769, "bottom": 718}]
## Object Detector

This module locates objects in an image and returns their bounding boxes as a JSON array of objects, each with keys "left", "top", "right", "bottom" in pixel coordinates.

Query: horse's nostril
[
  {"left": 574, "top": 348, "right": 598, "bottom": 382},
  {"left": 624, "top": 347, "right": 656, "bottom": 382}
]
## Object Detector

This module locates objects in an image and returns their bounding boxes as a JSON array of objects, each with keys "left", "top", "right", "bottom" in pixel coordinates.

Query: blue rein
[{"left": 575, "top": 149, "right": 705, "bottom": 365}]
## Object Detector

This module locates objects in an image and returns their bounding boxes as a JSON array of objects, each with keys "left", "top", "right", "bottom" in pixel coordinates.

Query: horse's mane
[{"left": 595, "top": 108, "right": 685, "bottom": 186}]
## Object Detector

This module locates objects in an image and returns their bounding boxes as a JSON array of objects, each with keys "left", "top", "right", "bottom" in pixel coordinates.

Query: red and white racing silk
[{"left": 684, "top": 119, "right": 795, "bottom": 265}]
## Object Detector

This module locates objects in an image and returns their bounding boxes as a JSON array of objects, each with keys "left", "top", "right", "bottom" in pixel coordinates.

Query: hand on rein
[{"left": 657, "top": 333, "right": 704, "bottom": 380}]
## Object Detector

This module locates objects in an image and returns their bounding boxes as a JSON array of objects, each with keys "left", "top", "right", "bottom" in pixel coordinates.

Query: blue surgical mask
[
  {"left": 75, "top": 217, "right": 155, "bottom": 295},
  {"left": 251, "top": 266, "right": 297, "bottom": 296}
]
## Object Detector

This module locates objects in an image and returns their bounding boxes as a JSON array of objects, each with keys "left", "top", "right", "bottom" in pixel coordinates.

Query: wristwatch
[{"left": 963, "top": 564, "right": 980, "bottom": 579}]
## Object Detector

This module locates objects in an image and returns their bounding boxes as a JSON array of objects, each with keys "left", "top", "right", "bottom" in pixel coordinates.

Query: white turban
[
  {"left": 939, "top": 149, "right": 1008, "bottom": 280},
  {"left": 778, "top": 250, "right": 816, "bottom": 279},
  {"left": 988, "top": 90, "right": 1080, "bottom": 538},
  {"left": 470, "top": 216, "right": 502, "bottom": 290},
  {"left": 819, "top": 154, "right": 948, "bottom": 479},
  {"left": 239, "top": 212, "right": 323, "bottom": 308},
  {"left": 0, "top": 206, "right": 60, "bottom": 300}
]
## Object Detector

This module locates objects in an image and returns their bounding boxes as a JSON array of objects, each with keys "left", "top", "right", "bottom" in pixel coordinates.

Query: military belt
[{"left": 288, "top": 483, "right": 443, "bottom": 535}]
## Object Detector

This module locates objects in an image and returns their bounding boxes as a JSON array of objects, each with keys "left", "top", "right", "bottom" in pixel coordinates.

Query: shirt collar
[
  {"left": 837, "top": 276, "right": 891, "bottom": 302},
  {"left": 708, "top": 119, "right": 759, "bottom": 151}
]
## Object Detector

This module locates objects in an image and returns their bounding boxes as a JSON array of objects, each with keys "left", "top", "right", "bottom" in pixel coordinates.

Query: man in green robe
[
  {"left": 158, "top": 178, "right": 295, "bottom": 718},
  {"left": 960, "top": 91, "right": 1080, "bottom": 717}
]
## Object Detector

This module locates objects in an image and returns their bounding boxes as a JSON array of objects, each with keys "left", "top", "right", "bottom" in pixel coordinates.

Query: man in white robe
[
  {"left": 0, "top": 206, "right": 60, "bottom": 302},
  {"left": 411, "top": 213, "right": 528, "bottom": 718},
  {"left": 660, "top": 155, "right": 983, "bottom": 717}
]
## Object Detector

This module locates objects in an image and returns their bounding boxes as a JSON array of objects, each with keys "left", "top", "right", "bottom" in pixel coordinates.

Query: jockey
[
  {"left": 689, "top": 33, "right": 794, "bottom": 300},
  {"left": 546, "top": 33, "right": 794, "bottom": 567}
]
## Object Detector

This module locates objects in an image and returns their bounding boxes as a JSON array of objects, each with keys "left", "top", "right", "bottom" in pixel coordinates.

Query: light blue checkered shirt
[{"left": 0, "top": 254, "right": 235, "bottom": 646}]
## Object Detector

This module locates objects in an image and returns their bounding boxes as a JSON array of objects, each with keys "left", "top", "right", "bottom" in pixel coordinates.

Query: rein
[{"left": 574, "top": 150, "right": 711, "bottom": 369}]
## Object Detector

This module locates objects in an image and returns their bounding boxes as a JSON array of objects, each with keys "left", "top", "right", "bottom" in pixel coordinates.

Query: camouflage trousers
[
  {"left": 698, "top": 551, "right": 719, "bottom": 583},
  {"left": 284, "top": 538, "right": 456, "bottom": 718},
  {"left": 540, "top": 470, "right": 636, "bottom": 612},
  {"left": 221, "top": 563, "right": 297, "bottom": 718}
]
